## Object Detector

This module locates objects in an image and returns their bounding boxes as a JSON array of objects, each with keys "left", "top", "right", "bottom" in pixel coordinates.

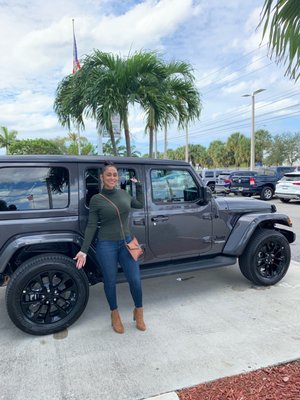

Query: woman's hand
[
  {"left": 73, "top": 251, "right": 87, "bottom": 269},
  {"left": 130, "top": 177, "right": 139, "bottom": 183}
]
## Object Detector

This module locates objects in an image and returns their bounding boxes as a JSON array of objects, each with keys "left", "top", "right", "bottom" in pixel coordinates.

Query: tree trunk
[
  {"left": 149, "top": 127, "right": 153, "bottom": 158},
  {"left": 123, "top": 111, "right": 131, "bottom": 157},
  {"left": 164, "top": 119, "right": 168, "bottom": 159},
  {"left": 148, "top": 107, "right": 155, "bottom": 158},
  {"left": 108, "top": 119, "right": 117, "bottom": 156}
]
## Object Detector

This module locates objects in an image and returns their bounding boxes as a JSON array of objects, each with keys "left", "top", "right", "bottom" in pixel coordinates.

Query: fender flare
[
  {"left": 0, "top": 232, "right": 83, "bottom": 274},
  {"left": 223, "top": 213, "right": 294, "bottom": 256}
]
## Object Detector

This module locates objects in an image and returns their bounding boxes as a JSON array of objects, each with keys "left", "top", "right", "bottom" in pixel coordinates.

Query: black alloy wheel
[
  {"left": 239, "top": 229, "right": 290, "bottom": 286},
  {"left": 6, "top": 253, "right": 89, "bottom": 335}
]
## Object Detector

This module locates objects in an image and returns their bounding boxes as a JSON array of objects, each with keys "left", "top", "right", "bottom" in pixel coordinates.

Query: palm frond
[{"left": 259, "top": 0, "right": 300, "bottom": 81}]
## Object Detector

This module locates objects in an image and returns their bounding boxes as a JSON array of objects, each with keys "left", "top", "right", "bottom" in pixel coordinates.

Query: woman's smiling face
[{"left": 101, "top": 166, "right": 119, "bottom": 190}]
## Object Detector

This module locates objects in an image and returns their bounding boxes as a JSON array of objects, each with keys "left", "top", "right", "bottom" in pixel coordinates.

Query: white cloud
[{"left": 0, "top": 0, "right": 299, "bottom": 153}]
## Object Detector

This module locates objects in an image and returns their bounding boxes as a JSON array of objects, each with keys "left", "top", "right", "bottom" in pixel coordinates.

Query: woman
[{"left": 74, "top": 161, "right": 146, "bottom": 334}]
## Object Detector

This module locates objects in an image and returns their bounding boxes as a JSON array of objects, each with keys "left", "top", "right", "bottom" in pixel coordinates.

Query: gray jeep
[{"left": 0, "top": 155, "right": 295, "bottom": 335}]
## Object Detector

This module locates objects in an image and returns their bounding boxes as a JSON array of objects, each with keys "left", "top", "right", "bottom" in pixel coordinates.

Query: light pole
[{"left": 242, "top": 89, "right": 265, "bottom": 170}]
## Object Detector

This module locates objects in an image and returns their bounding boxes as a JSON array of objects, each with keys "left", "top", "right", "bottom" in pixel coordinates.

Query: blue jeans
[{"left": 96, "top": 236, "right": 143, "bottom": 311}]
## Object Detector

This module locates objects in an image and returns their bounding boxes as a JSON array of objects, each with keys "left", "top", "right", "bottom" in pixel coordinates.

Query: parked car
[
  {"left": 270, "top": 166, "right": 296, "bottom": 179},
  {"left": 275, "top": 171, "right": 300, "bottom": 203},
  {"left": 198, "top": 169, "right": 224, "bottom": 192},
  {"left": 215, "top": 170, "right": 255, "bottom": 195},
  {"left": 0, "top": 155, "right": 295, "bottom": 335},
  {"left": 215, "top": 171, "right": 233, "bottom": 194},
  {"left": 230, "top": 168, "right": 281, "bottom": 200}
]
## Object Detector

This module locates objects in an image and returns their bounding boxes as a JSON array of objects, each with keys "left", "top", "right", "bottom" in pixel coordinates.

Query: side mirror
[{"left": 197, "top": 186, "right": 212, "bottom": 205}]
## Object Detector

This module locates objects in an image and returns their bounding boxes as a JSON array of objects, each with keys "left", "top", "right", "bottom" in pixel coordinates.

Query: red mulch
[{"left": 177, "top": 360, "right": 300, "bottom": 400}]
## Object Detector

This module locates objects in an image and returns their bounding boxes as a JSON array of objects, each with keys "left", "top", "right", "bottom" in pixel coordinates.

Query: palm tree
[
  {"left": 54, "top": 73, "right": 85, "bottom": 131},
  {"left": 78, "top": 51, "right": 122, "bottom": 156},
  {"left": 0, "top": 126, "right": 18, "bottom": 155},
  {"left": 139, "top": 60, "right": 201, "bottom": 158},
  {"left": 54, "top": 50, "right": 201, "bottom": 157},
  {"left": 226, "top": 132, "right": 246, "bottom": 167},
  {"left": 117, "top": 50, "right": 167, "bottom": 156},
  {"left": 103, "top": 137, "right": 141, "bottom": 157},
  {"left": 259, "top": 0, "right": 300, "bottom": 81}
]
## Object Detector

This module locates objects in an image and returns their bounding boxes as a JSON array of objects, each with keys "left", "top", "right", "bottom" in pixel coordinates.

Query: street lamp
[{"left": 242, "top": 88, "right": 266, "bottom": 170}]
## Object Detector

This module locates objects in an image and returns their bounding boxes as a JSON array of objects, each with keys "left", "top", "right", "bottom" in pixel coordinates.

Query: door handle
[{"left": 151, "top": 216, "right": 169, "bottom": 222}]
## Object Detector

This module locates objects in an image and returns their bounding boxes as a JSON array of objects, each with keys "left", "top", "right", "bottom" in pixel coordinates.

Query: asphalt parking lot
[{"left": 0, "top": 198, "right": 299, "bottom": 400}]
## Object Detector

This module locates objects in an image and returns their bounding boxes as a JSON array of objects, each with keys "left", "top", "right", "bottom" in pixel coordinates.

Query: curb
[{"left": 144, "top": 393, "right": 179, "bottom": 400}]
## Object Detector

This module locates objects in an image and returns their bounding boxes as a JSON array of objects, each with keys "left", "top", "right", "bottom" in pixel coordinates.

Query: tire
[
  {"left": 280, "top": 198, "right": 290, "bottom": 203},
  {"left": 5, "top": 253, "right": 89, "bottom": 335},
  {"left": 239, "top": 229, "right": 290, "bottom": 286},
  {"left": 260, "top": 186, "right": 274, "bottom": 200}
]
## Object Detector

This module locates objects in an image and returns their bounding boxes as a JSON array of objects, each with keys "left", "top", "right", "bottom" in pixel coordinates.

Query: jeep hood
[{"left": 214, "top": 197, "right": 276, "bottom": 213}]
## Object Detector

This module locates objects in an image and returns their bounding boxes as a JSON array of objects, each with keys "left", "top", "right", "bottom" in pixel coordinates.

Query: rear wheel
[
  {"left": 239, "top": 230, "right": 290, "bottom": 286},
  {"left": 6, "top": 253, "right": 89, "bottom": 335},
  {"left": 260, "top": 186, "right": 274, "bottom": 200}
]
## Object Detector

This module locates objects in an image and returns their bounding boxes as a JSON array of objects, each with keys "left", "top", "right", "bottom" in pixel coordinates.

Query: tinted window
[
  {"left": 257, "top": 169, "right": 276, "bottom": 177},
  {"left": 151, "top": 169, "right": 198, "bottom": 203},
  {"left": 230, "top": 171, "right": 255, "bottom": 177},
  {"left": 85, "top": 167, "right": 138, "bottom": 206},
  {"left": 281, "top": 174, "right": 300, "bottom": 182},
  {"left": 0, "top": 167, "right": 69, "bottom": 211},
  {"left": 204, "top": 171, "right": 214, "bottom": 178},
  {"left": 218, "top": 172, "right": 232, "bottom": 179}
]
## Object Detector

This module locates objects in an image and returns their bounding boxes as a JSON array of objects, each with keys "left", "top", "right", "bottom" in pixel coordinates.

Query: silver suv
[{"left": 199, "top": 169, "right": 230, "bottom": 192}]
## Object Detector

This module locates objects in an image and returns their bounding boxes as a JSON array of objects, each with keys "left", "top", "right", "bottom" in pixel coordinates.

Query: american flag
[{"left": 72, "top": 19, "right": 81, "bottom": 74}]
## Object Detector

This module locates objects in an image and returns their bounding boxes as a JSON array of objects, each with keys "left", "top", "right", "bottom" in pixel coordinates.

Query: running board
[{"left": 117, "top": 255, "right": 237, "bottom": 283}]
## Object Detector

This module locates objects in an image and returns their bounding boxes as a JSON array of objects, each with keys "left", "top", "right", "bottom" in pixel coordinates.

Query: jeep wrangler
[{"left": 0, "top": 155, "right": 295, "bottom": 335}]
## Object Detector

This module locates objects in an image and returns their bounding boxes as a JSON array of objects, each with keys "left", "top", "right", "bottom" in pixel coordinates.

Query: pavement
[{"left": 1, "top": 260, "right": 300, "bottom": 400}]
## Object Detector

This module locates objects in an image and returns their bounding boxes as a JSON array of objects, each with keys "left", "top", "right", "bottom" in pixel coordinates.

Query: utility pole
[{"left": 242, "top": 89, "right": 266, "bottom": 170}]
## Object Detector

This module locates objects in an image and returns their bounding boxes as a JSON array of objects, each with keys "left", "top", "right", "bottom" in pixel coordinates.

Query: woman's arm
[{"left": 75, "top": 195, "right": 99, "bottom": 268}]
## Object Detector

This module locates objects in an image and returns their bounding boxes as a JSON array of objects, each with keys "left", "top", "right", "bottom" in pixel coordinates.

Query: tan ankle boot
[
  {"left": 111, "top": 309, "right": 125, "bottom": 334},
  {"left": 133, "top": 307, "right": 146, "bottom": 331}
]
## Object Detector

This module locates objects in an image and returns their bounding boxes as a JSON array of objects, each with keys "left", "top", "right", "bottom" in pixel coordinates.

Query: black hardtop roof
[{"left": 0, "top": 155, "right": 190, "bottom": 167}]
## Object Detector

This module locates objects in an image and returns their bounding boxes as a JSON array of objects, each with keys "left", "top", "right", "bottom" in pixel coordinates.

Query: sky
[{"left": 0, "top": 0, "right": 299, "bottom": 156}]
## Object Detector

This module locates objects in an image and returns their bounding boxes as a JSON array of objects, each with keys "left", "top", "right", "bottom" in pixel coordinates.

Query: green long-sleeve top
[{"left": 81, "top": 184, "right": 143, "bottom": 253}]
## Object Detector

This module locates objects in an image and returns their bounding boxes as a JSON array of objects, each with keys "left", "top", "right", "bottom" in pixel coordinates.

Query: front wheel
[
  {"left": 239, "top": 229, "right": 290, "bottom": 286},
  {"left": 6, "top": 253, "right": 90, "bottom": 335}
]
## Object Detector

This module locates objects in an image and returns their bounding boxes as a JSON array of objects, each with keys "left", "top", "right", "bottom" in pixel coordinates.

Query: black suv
[{"left": 0, "top": 156, "right": 295, "bottom": 335}]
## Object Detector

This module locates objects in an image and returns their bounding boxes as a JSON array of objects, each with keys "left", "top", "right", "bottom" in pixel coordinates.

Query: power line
[
  {"left": 156, "top": 109, "right": 300, "bottom": 144},
  {"left": 202, "top": 61, "right": 274, "bottom": 95},
  {"left": 196, "top": 44, "right": 268, "bottom": 85},
  {"left": 185, "top": 89, "right": 300, "bottom": 133}
]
